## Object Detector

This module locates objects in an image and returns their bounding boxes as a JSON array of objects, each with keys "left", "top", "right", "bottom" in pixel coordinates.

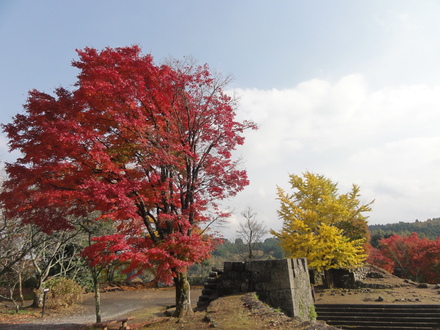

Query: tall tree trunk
[
  {"left": 174, "top": 271, "right": 193, "bottom": 318},
  {"left": 248, "top": 241, "right": 253, "bottom": 260},
  {"left": 323, "top": 269, "right": 334, "bottom": 289},
  {"left": 18, "top": 271, "right": 24, "bottom": 306},
  {"left": 31, "top": 276, "right": 44, "bottom": 308},
  {"left": 32, "top": 289, "right": 43, "bottom": 308},
  {"left": 91, "top": 267, "right": 102, "bottom": 323},
  {"left": 9, "top": 284, "right": 19, "bottom": 313}
]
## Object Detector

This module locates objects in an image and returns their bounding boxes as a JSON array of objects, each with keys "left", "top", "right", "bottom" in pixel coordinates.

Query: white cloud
[
  {"left": 0, "top": 132, "right": 22, "bottom": 165},
  {"left": 224, "top": 75, "right": 440, "bottom": 237}
]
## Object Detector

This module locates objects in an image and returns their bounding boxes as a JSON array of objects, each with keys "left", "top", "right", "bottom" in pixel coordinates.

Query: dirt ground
[
  {"left": 0, "top": 285, "right": 189, "bottom": 329},
  {"left": 315, "top": 264, "right": 440, "bottom": 305},
  {"left": 140, "top": 293, "right": 335, "bottom": 330},
  {"left": 2, "top": 265, "right": 440, "bottom": 329},
  {"left": 0, "top": 284, "right": 334, "bottom": 329}
]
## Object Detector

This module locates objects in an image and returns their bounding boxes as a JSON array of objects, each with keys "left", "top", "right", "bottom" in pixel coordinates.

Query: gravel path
[{"left": 0, "top": 287, "right": 202, "bottom": 329}]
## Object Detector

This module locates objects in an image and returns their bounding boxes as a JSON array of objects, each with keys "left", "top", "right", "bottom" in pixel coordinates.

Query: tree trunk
[
  {"left": 92, "top": 268, "right": 102, "bottom": 323},
  {"left": 248, "top": 242, "right": 253, "bottom": 260},
  {"left": 32, "top": 288, "right": 43, "bottom": 308},
  {"left": 323, "top": 269, "right": 334, "bottom": 289},
  {"left": 31, "top": 275, "right": 44, "bottom": 308},
  {"left": 174, "top": 271, "right": 193, "bottom": 318},
  {"left": 18, "top": 272, "right": 24, "bottom": 306},
  {"left": 9, "top": 285, "right": 19, "bottom": 313}
]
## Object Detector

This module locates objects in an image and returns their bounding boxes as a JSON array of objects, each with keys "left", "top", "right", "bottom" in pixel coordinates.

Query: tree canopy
[
  {"left": 271, "top": 172, "right": 373, "bottom": 273},
  {"left": 368, "top": 233, "right": 440, "bottom": 283},
  {"left": 0, "top": 46, "right": 256, "bottom": 317}
]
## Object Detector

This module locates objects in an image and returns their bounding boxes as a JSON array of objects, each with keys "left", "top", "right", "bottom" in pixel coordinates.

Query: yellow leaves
[
  {"left": 305, "top": 223, "right": 366, "bottom": 272},
  {"left": 273, "top": 171, "right": 372, "bottom": 272}
]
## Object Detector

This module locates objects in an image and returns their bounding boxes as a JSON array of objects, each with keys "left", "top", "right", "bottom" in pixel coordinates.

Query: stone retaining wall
[{"left": 215, "top": 258, "right": 315, "bottom": 320}]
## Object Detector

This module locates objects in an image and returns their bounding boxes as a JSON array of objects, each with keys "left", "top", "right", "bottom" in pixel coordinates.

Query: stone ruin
[
  {"left": 198, "top": 258, "right": 315, "bottom": 321},
  {"left": 327, "top": 264, "right": 399, "bottom": 289}
]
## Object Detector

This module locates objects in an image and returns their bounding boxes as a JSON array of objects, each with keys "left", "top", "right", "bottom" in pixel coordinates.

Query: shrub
[{"left": 43, "top": 277, "right": 84, "bottom": 309}]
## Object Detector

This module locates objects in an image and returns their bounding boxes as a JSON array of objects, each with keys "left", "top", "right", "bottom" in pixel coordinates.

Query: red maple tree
[
  {"left": 369, "top": 233, "right": 440, "bottom": 283},
  {"left": 1, "top": 46, "right": 256, "bottom": 317},
  {"left": 366, "top": 245, "right": 395, "bottom": 273}
]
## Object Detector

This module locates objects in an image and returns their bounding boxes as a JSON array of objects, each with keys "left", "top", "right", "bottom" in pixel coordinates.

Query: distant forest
[{"left": 369, "top": 217, "right": 440, "bottom": 248}]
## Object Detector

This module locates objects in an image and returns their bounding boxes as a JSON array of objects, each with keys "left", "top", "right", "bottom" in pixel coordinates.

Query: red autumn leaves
[
  {"left": 1, "top": 46, "right": 256, "bottom": 285},
  {"left": 368, "top": 233, "right": 440, "bottom": 283}
]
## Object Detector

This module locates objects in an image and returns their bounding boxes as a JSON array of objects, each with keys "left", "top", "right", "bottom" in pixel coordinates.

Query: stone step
[
  {"left": 327, "top": 320, "right": 439, "bottom": 329},
  {"left": 321, "top": 315, "right": 440, "bottom": 322},
  {"left": 319, "top": 312, "right": 440, "bottom": 319},
  {"left": 316, "top": 304, "right": 440, "bottom": 329},
  {"left": 202, "top": 288, "right": 214, "bottom": 296},
  {"left": 318, "top": 308, "right": 440, "bottom": 317},
  {"left": 204, "top": 282, "right": 218, "bottom": 289},
  {"left": 211, "top": 267, "right": 224, "bottom": 274},
  {"left": 316, "top": 303, "right": 440, "bottom": 310},
  {"left": 198, "top": 294, "right": 210, "bottom": 302},
  {"left": 332, "top": 325, "right": 437, "bottom": 330}
]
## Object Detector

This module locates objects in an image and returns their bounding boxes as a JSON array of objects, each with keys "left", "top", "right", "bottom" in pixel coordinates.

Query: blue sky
[{"left": 1, "top": 1, "right": 440, "bottom": 238}]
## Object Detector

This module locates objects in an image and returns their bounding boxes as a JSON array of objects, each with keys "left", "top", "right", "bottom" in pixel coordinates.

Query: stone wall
[
  {"left": 328, "top": 264, "right": 394, "bottom": 289},
  {"left": 214, "top": 258, "right": 314, "bottom": 320}
]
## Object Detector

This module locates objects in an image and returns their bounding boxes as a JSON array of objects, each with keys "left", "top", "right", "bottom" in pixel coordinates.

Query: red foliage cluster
[
  {"left": 1, "top": 46, "right": 256, "bottom": 284},
  {"left": 368, "top": 233, "right": 440, "bottom": 283}
]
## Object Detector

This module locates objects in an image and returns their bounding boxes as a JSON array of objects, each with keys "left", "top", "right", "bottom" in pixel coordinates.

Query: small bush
[
  {"left": 43, "top": 277, "right": 84, "bottom": 309},
  {"left": 308, "top": 305, "right": 317, "bottom": 321}
]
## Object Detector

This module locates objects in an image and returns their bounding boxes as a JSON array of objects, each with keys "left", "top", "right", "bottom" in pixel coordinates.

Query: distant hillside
[{"left": 369, "top": 217, "right": 440, "bottom": 247}]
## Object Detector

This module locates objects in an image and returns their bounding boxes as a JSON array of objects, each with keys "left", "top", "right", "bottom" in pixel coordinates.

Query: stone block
[
  {"left": 223, "top": 262, "right": 233, "bottom": 272},
  {"left": 215, "top": 258, "right": 314, "bottom": 321},
  {"left": 232, "top": 262, "right": 245, "bottom": 271}
]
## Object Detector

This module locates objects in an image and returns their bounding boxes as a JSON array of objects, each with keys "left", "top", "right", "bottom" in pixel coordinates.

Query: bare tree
[
  {"left": 0, "top": 258, "right": 33, "bottom": 312},
  {"left": 0, "top": 211, "right": 57, "bottom": 310},
  {"left": 0, "top": 213, "right": 45, "bottom": 278},
  {"left": 29, "top": 226, "right": 84, "bottom": 307},
  {"left": 236, "top": 207, "right": 268, "bottom": 260}
]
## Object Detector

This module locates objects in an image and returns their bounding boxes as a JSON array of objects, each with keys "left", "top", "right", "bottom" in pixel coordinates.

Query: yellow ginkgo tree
[{"left": 271, "top": 172, "right": 373, "bottom": 287}]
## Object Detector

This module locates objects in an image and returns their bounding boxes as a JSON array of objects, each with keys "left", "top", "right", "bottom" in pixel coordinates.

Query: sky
[{"left": 1, "top": 0, "right": 440, "bottom": 239}]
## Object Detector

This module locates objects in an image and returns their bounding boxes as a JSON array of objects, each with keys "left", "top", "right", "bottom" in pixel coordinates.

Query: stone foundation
[{"left": 205, "top": 258, "right": 315, "bottom": 320}]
